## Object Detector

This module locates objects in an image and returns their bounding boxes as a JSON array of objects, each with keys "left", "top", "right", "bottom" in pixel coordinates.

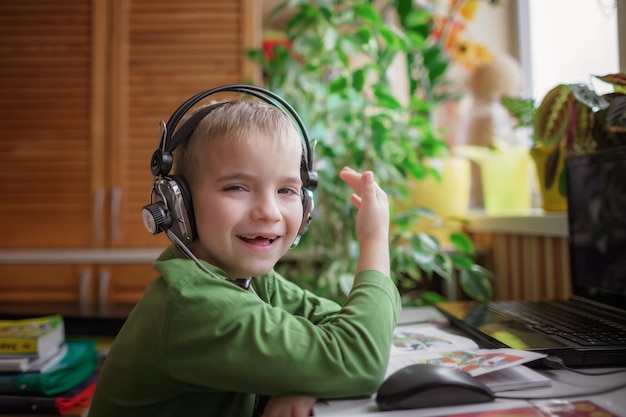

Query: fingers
[
  {"left": 339, "top": 166, "right": 360, "bottom": 192},
  {"left": 340, "top": 166, "right": 370, "bottom": 193},
  {"left": 340, "top": 167, "right": 364, "bottom": 208},
  {"left": 349, "top": 193, "right": 362, "bottom": 209},
  {"left": 340, "top": 166, "right": 383, "bottom": 207},
  {"left": 360, "top": 170, "right": 376, "bottom": 200}
]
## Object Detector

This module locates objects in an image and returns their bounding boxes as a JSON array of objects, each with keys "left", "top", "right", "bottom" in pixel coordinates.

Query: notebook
[{"left": 436, "top": 146, "right": 626, "bottom": 367}]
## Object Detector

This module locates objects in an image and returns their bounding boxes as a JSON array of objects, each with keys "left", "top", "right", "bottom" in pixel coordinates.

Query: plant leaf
[
  {"left": 459, "top": 269, "right": 492, "bottom": 302},
  {"left": 544, "top": 145, "right": 561, "bottom": 189},
  {"left": 352, "top": 67, "right": 367, "bottom": 92},
  {"left": 450, "top": 254, "right": 475, "bottom": 269},
  {"left": 420, "top": 291, "right": 448, "bottom": 305},
  {"left": 535, "top": 84, "right": 574, "bottom": 146},
  {"left": 449, "top": 232, "right": 474, "bottom": 254},
  {"left": 329, "top": 76, "right": 348, "bottom": 93},
  {"left": 354, "top": 4, "right": 382, "bottom": 25},
  {"left": 373, "top": 87, "right": 402, "bottom": 109}
]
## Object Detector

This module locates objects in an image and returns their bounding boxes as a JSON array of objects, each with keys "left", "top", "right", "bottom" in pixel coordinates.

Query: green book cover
[{"left": 0, "top": 339, "right": 98, "bottom": 396}]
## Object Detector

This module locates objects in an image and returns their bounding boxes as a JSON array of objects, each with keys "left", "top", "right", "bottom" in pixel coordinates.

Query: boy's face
[{"left": 188, "top": 134, "right": 304, "bottom": 279}]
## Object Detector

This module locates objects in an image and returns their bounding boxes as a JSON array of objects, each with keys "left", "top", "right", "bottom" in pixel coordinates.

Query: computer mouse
[{"left": 375, "top": 364, "right": 495, "bottom": 411}]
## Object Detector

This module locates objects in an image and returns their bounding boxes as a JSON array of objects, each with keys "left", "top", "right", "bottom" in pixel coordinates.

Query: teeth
[{"left": 240, "top": 235, "right": 278, "bottom": 241}]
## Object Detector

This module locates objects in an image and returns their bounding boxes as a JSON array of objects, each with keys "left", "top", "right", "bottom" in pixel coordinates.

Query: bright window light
[{"left": 518, "top": 0, "right": 619, "bottom": 102}]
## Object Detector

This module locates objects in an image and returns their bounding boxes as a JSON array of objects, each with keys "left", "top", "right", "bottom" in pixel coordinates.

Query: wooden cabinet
[
  {"left": 0, "top": 264, "right": 96, "bottom": 304},
  {"left": 0, "top": 0, "right": 260, "bottom": 249},
  {"left": 96, "top": 264, "right": 159, "bottom": 305},
  {"left": 0, "top": 0, "right": 260, "bottom": 305},
  {"left": 0, "top": 250, "right": 161, "bottom": 305}
]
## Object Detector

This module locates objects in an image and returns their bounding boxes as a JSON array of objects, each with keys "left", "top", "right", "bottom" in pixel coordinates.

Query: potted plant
[
  {"left": 246, "top": 0, "right": 493, "bottom": 304},
  {"left": 501, "top": 72, "right": 626, "bottom": 211}
]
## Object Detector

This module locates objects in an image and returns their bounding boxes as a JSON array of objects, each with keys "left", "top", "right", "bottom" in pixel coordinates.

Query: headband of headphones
[
  {"left": 142, "top": 84, "right": 318, "bottom": 249},
  {"left": 149, "top": 84, "right": 318, "bottom": 191}
]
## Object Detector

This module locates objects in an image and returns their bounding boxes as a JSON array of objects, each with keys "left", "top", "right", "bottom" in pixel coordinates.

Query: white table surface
[{"left": 313, "top": 307, "right": 626, "bottom": 417}]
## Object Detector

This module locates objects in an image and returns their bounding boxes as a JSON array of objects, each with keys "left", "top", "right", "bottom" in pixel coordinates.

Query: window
[{"left": 517, "top": 0, "right": 620, "bottom": 102}]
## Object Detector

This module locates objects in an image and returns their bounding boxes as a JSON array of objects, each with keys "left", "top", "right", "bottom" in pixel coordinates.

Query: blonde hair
[{"left": 173, "top": 99, "right": 302, "bottom": 186}]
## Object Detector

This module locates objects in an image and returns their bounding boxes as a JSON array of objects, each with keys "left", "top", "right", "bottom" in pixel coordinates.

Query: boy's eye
[
  {"left": 224, "top": 185, "right": 246, "bottom": 192},
  {"left": 279, "top": 187, "right": 300, "bottom": 195}
]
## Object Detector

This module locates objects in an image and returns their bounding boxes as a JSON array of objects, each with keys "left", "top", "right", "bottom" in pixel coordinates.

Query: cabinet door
[
  {"left": 0, "top": 0, "right": 260, "bottom": 249},
  {"left": 0, "top": 265, "right": 96, "bottom": 303},
  {"left": 96, "top": 264, "right": 157, "bottom": 305},
  {"left": 0, "top": 263, "right": 155, "bottom": 306},
  {"left": 108, "top": 0, "right": 261, "bottom": 247},
  {"left": 0, "top": 0, "right": 101, "bottom": 248}
]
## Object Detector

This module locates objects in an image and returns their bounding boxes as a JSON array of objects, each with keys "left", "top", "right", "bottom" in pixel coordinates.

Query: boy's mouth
[{"left": 238, "top": 234, "right": 278, "bottom": 245}]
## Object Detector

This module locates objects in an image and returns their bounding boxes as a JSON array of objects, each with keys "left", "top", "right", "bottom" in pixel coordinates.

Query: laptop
[{"left": 436, "top": 146, "right": 626, "bottom": 367}]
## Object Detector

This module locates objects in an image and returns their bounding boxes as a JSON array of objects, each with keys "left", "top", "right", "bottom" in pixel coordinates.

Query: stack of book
[{"left": 0, "top": 315, "right": 99, "bottom": 416}]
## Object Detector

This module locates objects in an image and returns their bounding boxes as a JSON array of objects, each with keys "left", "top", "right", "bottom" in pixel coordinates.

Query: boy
[{"left": 88, "top": 97, "right": 400, "bottom": 417}]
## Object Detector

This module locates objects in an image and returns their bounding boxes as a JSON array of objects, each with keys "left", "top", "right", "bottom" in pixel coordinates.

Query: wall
[{"left": 467, "top": 0, "right": 518, "bottom": 60}]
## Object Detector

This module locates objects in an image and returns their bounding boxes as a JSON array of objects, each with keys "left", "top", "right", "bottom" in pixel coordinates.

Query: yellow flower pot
[
  {"left": 401, "top": 157, "right": 471, "bottom": 244},
  {"left": 530, "top": 144, "right": 568, "bottom": 211},
  {"left": 455, "top": 145, "right": 533, "bottom": 215},
  {"left": 409, "top": 157, "right": 471, "bottom": 218}
]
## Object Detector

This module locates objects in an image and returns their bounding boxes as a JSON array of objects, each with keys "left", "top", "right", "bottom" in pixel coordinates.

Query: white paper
[{"left": 387, "top": 325, "right": 547, "bottom": 377}]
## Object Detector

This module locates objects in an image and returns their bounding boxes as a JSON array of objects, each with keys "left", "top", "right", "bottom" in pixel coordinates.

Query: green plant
[
  {"left": 246, "top": 0, "right": 492, "bottom": 304},
  {"left": 501, "top": 73, "right": 626, "bottom": 195},
  {"left": 499, "top": 96, "right": 535, "bottom": 131}
]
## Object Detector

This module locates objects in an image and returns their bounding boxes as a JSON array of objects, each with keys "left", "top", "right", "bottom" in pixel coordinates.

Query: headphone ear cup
[{"left": 165, "top": 175, "right": 197, "bottom": 245}]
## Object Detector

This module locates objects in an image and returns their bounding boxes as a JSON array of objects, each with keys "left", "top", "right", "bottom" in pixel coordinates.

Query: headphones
[{"left": 141, "top": 84, "right": 318, "bottom": 249}]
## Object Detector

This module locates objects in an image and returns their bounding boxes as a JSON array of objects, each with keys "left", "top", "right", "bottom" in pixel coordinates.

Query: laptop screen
[{"left": 565, "top": 146, "right": 626, "bottom": 312}]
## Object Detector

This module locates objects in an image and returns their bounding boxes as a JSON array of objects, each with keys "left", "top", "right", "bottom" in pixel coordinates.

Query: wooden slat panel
[
  {"left": 471, "top": 232, "right": 572, "bottom": 301},
  {"left": 110, "top": 0, "right": 260, "bottom": 247},
  {"left": 0, "top": 0, "right": 95, "bottom": 248}
]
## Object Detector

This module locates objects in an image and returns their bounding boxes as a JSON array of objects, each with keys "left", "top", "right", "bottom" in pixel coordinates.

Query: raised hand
[{"left": 339, "top": 166, "right": 390, "bottom": 277}]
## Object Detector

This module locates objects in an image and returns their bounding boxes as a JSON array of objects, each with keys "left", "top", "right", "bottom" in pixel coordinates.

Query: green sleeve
[
  {"left": 164, "top": 268, "right": 401, "bottom": 399},
  {"left": 252, "top": 270, "right": 342, "bottom": 325}
]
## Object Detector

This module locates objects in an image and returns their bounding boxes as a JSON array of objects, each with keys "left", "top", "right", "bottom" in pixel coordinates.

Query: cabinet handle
[
  {"left": 79, "top": 269, "right": 92, "bottom": 308},
  {"left": 98, "top": 268, "right": 111, "bottom": 309},
  {"left": 110, "top": 187, "right": 122, "bottom": 243},
  {"left": 93, "top": 188, "right": 105, "bottom": 243}
]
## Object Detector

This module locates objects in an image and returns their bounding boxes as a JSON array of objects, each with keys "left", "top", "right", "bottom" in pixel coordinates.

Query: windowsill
[{"left": 465, "top": 209, "right": 568, "bottom": 237}]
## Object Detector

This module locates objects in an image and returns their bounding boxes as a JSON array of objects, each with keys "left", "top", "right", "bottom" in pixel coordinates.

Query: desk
[{"left": 314, "top": 307, "right": 626, "bottom": 417}]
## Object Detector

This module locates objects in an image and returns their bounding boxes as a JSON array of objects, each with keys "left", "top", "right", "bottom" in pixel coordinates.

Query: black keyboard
[{"left": 488, "top": 300, "right": 626, "bottom": 347}]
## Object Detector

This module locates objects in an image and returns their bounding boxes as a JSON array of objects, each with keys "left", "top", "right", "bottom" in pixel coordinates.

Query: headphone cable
[
  {"left": 495, "top": 356, "right": 626, "bottom": 400},
  {"left": 495, "top": 379, "right": 626, "bottom": 400},
  {"left": 165, "top": 229, "right": 221, "bottom": 280},
  {"left": 541, "top": 355, "right": 626, "bottom": 376},
  {"left": 165, "top": 229, "right": 252, "bottom": 291}
]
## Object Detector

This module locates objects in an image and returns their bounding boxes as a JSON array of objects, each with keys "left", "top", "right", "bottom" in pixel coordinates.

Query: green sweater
[{"left": 88, "top": 245, "right": 401, "bottom": 417}]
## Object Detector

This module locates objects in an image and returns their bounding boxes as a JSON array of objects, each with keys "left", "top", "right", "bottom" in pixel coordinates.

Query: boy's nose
[{"left": 251, "top": 194, "right": 282, "bottom": 222}]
